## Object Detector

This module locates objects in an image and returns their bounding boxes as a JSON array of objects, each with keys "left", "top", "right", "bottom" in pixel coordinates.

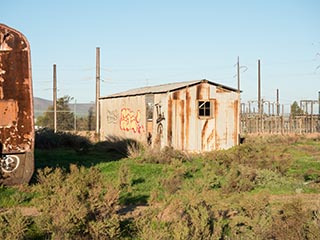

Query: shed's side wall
[
  {"left": 100, "top": 95, "right": 147, "bottom": 143},
  {"left": 215, "top": 89, "right": 239, "bottom": 149}
]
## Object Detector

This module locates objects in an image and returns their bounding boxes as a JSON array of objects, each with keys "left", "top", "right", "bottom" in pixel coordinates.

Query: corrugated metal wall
[
  {"left": 100, "top": 82, "right": 239, "bottom": 151},
  {"left": 100, "top": 95, "right": 147, "bottom": 143}
]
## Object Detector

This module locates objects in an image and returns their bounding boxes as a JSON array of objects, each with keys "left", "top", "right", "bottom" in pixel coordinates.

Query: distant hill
[{"left": 34, "top": 97, "right": 94, "bottom": 117}]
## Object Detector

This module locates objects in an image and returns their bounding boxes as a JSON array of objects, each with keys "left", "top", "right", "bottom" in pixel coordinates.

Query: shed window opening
[{"left": 198, "top": 100, "right": 211, "bottom": 117}]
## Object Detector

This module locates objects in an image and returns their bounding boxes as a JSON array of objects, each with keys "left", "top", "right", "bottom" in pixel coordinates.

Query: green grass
[
  {"left": 31, "top": 136, "right": 320, "bottom": 205},
  {"left": 2, "top": 134, "right": 320, "bottom": 210},
  {"left": 0, "top": 186, "right": 17, "bottom": 207},
  {"left": 0, "top": 186, "right": 35, "bottom": 208},
  {"left": 2, "top": 133, "right": 320, "bottom": 239},
  {"left": 287, "top": 139, "right": 320, "bottom": 180},
  {"left": 98, "top": 159, "right": 168, "bottom": 205}
]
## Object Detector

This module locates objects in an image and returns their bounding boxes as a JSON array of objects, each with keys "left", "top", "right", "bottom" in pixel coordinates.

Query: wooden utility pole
[
  {"left": 318, "top": 91, "right": 320, "bottom": 116},
  {"left": 318, "top": 91, "right": 320, "bottom": 131},
  {"left": 258, "top": 60, "right": 261, "bottom": 115},
  {"left": 53, "top": 64, "right": 57, "bottom": 133},
  {"left": 237, "top": 56, "right": 241, "bottom": 143},
  {"left": 95, "top": 47, "right": 100, "bottom": 136},
  {"left": 237, "top": 56, "right": 240, "bottom": 92},
  {"left": 74, "top": 99, "right": 77, "bottom": 132},
  {"left": 257, "top": 59, "right": 261, "bottom": 132},
  {"left": 276, "top": 89, "right": 280, "bottom": 116}
]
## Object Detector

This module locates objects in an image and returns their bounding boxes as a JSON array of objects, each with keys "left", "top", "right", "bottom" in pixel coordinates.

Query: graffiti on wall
[
  {"left": 107, "top": 110, "right": 119, "bottom": 124},
  {"left": 152, "top": 103, "right": 165, "bottom": 147},
  {"left": 120, "top": 108, "right": 144, "bottom": 134}
]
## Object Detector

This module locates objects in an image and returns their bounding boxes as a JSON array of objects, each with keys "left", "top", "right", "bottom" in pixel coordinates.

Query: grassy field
[{"left": 1, "top": 131, "right": 320, "bottom": 239}]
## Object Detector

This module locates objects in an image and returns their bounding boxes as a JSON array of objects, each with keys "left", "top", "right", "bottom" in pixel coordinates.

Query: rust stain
[
  {"left": 214, "top": 100, "right": 218, "bottom": 119},
  {"left": 233, "top": 100, "right": 239, "bottom": 145},
  {"left": 201, "top": 120, "right": 209, "bottom": 150},
  {"left": 167, "top": 98, "right": 172, "bottom": 147},
  {"left": 216, "top": 87, "right": 229, "bottom": 93},
  {"left": 197, "top": 82, "right": 211, "bottom": 100},
  {"left": 196, "top": 85, "right": 203, "bottom": 100},
  {"left": 185, "top": 88, "right": 190, "bottom": 149},
  {"left": 0, "top": 100, "right": 18, "bottom": 126},
  {"left": 180, "top": 100, "right": 184, "bottom": 150},
  {"left": 173, "top": 91, "right": 180, "bottom": 100},
  {"left": 0, "top": 24, "right": 34, "bottom": 185},
  {"left": 214, "top": 100, "right": 219, "bottom": 149},
  {"left": 206, "top": 129, "right": 215, "bottom": 149}
]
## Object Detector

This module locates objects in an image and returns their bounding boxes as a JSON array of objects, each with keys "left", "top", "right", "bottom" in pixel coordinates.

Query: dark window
[
  {"left": 198, "top": 101, "right": 211, "bottom": 117},
  {"left": 146, "top": 94, "right": 154, "bottom": 120}
]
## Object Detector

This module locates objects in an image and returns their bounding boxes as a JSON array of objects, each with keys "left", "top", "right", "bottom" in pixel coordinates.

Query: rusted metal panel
[
  {"left": 100, "top": 80, "right": 240, "bottom": 152},
  {"left": 165, "top": 83, "right": 239, "bottom": 151},
  {"left": 0, "top": 100, "right": 18, "bottom": 126},
  {"left": 0, "top": 24, "right": 34, "bottom": 185}
]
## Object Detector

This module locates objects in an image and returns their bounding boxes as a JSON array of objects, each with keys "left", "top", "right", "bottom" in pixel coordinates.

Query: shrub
[
  {"left": 222, "top": 165, "right": 257, "bottom": 194},
  {"left": 32, "top": 165, "right": 120, "bottom": 239},
  {"left": 139, "top": 146, "right": 191, "bottom": 164},
  {"left": 35, "top": 128, "right": 92, "bottom": 152},
  {"left": 161, "top": 174, "right": 183, "bottom": 195},
  {"left": 0, "top": 208, "right": 29, "bottom": 240},
  {"left": 270, "top": 200, "right": 308, "bottom": 240},
  {"left": 229, "top": 194, "right": 272, "bottom": 239},
  {"left": 136, "top": 198, "right": 215, "bottom": 240},
  {"left": 256, "top": 169, "right": 289, "bottom": 189}
]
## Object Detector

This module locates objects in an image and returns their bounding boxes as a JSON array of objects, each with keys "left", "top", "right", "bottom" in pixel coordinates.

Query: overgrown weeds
[
  {"left": 137, "top": 146, "right": 191, "bottom": 164},
  {"left": 3, "top": 133, "right": 320, "bottom": 239},
  {"left": 32, "top": 165, "right": 120, "bottom": 239},
  {"left": 0, "top": 208, "right": 29, "bottom": 240},
  {"left": 35, "top": 128, "right": 91, "bottom": 152}
]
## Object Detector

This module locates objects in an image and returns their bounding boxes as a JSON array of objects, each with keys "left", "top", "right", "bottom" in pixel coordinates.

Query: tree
[
  {"left": 87, "top": 106, "right": 95, "bottom": 131},
  {"left": 37, "top": 96, "right": 75, "bottom": 131},
  {"left": 290, "top": 101, "right": 304, "bottom": 117}
]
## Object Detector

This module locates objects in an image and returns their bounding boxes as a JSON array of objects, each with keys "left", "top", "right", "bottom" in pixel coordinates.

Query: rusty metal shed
[{"left": 100, "top": 79, "right": 240, "bottom": 152}]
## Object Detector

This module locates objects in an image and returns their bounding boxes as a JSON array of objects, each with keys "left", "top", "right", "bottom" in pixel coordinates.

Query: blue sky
[{"left": 2, "top": 1, "right": 320, "bottom": 112}]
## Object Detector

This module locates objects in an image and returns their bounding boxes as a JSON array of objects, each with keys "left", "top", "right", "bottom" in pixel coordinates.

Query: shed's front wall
[
  {"left": 100, "top": 95, "right": 147, "bottom": 143},
  {"left": 162, "top": 82, "right": 239, "bottom": 151}
]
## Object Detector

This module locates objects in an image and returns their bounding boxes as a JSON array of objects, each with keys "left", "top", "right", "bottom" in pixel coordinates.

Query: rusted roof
[{"left": 100, "top": 79, "right": 238, "bottom": 99}]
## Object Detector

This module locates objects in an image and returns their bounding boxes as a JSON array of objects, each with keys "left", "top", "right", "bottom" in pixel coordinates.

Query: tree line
[{"left": 36, "top": 96, "right": 96, "bottom": 131}]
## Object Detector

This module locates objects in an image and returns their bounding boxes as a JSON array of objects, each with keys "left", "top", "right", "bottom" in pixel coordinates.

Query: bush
[
  {"left": 0, "top": 208, "right": 29, "bottom": 240},
  {"left": 32, "top": 165, "right": 120, "bottom": 239},
  {"left": 222, "top": 165, "right": 257, "bottom": 194},
  {"left": 35, "top": 128, "right": 92, "bottom": 152},
  {"left": 270, "top": 200, "right": 309, "bottom": 240},
  {"left": 220, "top": 194, "right": 272, "bottom": 239},
  {"left": 136, "top": 198, "right": 215, "bottom": 240},
  {"left": 139, "top": 146, "right": 191, "bottom": 164}
]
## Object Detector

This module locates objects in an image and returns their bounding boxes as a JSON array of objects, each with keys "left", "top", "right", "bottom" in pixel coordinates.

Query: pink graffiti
[{"left": 120, "top": 108, "right": 144, "bottom": 134}]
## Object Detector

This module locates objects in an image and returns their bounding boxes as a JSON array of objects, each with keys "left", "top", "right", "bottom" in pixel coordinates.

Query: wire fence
[{"left": 240, "top": 100, "right": 320, "bottom": 134}]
